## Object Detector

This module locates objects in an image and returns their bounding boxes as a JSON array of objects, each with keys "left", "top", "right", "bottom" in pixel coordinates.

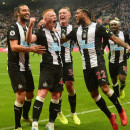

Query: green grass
[{"left": 0, "top": 52, "right": 130, "bottom": 130}]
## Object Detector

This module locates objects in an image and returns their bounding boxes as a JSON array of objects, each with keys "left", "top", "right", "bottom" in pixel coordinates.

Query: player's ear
[{"left": 69, "top": 13, "right": 71, "bottom": 18}]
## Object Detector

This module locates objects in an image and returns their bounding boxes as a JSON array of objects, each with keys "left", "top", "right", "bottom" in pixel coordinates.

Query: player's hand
[
  {"left": 29, "top": 18, "right": 36, "bottom": 28},
  {"left": 127, "top": 46, "right": 130, "bottom": 52},
  {"left": 32, "top": 45, "right": 46, "bottom": 55},
  {"left": 38, "top": 19, "right": 46, "bottom": 29}
]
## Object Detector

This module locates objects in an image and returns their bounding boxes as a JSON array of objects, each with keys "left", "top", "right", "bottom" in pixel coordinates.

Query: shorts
[
  {"left": 8, "top": 70, "right": 35, "bottom": 93},
  {"left": 109, "top": 61, "right": 127, "bottom": 78},
  {"left": 39, "top": 65, "right": 63, "bottom": 92},
  {"left": 83, "top": 64, "right": 109, "bottom": 92},
  {"left": 63, "top": 62, "right": 74, "bottom": 82}
]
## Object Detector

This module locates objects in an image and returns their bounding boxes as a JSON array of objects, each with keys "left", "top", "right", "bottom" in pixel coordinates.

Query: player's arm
[
  {"left": 26, "top": 17, "right": 37, "bottom": 43},
  {"left": 10, "top": 40, "right": 46, "bottom": 54},
  {"left": 61, "top": 28, "right": 77, "bottom": 44},
  {"left": 98, "top": 24, "right": 130, "bottom": 51},
  {"left": 109, "top": 35, "right": 130, "bottom": 51}
]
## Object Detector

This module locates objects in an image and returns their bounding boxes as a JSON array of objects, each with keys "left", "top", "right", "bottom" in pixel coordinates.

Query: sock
[
  {"left": 113, "top": 83, "right": 119, "bottom": 97},
  {"left": 33, "top": 96, "right": 44, "bottom": 122},
  {"left": 95, "top": 97, "right": 111, "bottom": 118},
  {"left": 14, "top": 101, "right": 23, "bottom": 129},
  {"left": 22, "top": 98, "right": 32, "bottom": 119},
  {"left": 49, "top": 99, "right": 60, "bottom": 123},
  {"left": 109, "top": 93, "right": 122, "bottom": 113},
  {"left": 68, "top": 93, "right": 76, "bottom": 113},
  {"left": 120, "top": 83, "right": 126, "bottom": 91}
]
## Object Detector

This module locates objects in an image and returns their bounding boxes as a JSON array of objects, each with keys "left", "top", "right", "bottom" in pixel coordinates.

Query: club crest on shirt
[
  {"left": 43, "top": 82, "right": 48, "bottom": 87},
  {"left": 18, "top": 84, "right": 23, "bottom": 89},
  {"left": 10, "top": 30, "right": 15, "bottom": 36}
]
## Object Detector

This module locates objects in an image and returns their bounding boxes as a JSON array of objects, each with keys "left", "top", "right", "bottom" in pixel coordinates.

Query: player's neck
[
  {"left": 82, "top": 20, "right": 92, "bottom": 27},
  {"left": 113, "top": 30, "right": 119, "bottom": 35},
  {"left": 18, "top": 19, "right": 26, "bottom": 28},
  {"left": 45, "top": 25, "right": 53, "bottom": 30},
  {"left": 60, "top": 21, "right": 68, "bottom": 27}
]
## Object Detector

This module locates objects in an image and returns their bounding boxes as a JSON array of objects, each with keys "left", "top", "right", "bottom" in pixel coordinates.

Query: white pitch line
[{"left": 1, "top": 102, "right": 130, "bottom": 130}]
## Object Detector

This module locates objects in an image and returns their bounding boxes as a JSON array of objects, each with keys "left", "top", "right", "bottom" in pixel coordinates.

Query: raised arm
[{"left": 26, "top": 17, "right": 37, "bottom": 43}]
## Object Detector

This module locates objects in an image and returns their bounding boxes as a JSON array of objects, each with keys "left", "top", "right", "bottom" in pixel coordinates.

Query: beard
[
  {"left": 77, "top": 18, "right": 84, "bottom": 25},
  {"left": 20, "top": 14, "right": 29, "bottom": 22}
]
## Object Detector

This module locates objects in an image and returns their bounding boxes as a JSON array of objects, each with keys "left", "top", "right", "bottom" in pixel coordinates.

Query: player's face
[
  {"left": 59, "top": 9, "right": 71, "bottom": 23},
  {"left": 18, "top": 5, "right": 30, "bottom": 22},
  {"left": 45, "top": 11, "right": 57, "bottom": 28},
  {"left": 110, "top": 23, "right": 119, "bottom": 33},
  {"left": 75, "top": 9, "right": 84, "bottom": 25}
]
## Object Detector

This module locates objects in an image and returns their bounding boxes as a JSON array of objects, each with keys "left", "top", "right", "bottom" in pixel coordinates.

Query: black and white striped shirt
[
  {"left": 7, "top": 22, "right": 30, "bottom": 71},
  {"left": 35, "top": 27, "right": 62, "bottom": 66},
  {"left": 104, "top": 31, "right": 130, "bottom": 64},
  {"left": 56, "top": 22, "right": 73, "bottom": 63},
  {"left": 66, "top": 22, "right": 112, "bottom": 69}
]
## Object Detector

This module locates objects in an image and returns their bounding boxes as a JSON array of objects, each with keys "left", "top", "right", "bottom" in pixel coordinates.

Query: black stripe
[
  {"left": 82, "top": 27, "right": 91, "bottom": 68},
  {"left": 23, "top": 27, "right": 29, "bottom": 70},
  {"left": 50, "top": 31, "right": 61, "bottom": 65}
]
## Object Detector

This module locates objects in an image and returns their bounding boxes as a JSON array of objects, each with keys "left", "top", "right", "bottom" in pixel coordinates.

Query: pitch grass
[{"left": 0, "top": 52, "right": 130, "bottom": 130}]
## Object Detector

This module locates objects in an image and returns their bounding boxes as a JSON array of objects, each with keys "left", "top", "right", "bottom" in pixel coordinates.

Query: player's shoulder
[{"left": 9, "top": 23, "right": 18, "bottom": 30}]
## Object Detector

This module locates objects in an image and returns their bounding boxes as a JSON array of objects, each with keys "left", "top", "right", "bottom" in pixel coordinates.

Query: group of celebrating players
[{"left": 7, "top": 4, "right": 130, "bottom": 130}]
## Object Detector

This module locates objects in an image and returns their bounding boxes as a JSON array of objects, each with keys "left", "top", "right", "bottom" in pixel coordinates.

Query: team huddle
[{"left": 7, "top": 4, "right": 130, "bottom": 130}]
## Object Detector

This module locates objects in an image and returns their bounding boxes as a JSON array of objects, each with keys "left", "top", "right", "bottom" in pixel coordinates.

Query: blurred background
[{"left": 0, "top": 0, "right": 130, "bottom": 47}]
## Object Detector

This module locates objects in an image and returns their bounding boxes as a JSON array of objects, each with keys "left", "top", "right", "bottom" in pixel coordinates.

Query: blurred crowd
[{"left": 0, "top": 0, "right": 129, "bottom": 45}]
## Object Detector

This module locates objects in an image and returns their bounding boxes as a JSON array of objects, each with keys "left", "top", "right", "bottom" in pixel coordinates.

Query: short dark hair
[
  {"left": 78, "top": 7, "right": 91, "bottom": 19},
  {"left": 14, "top": 4, "right": 27, "bottom": 17}
]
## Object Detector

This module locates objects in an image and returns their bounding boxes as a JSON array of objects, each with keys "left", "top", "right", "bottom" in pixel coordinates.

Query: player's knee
[
  {"left": 101, "top": 84, "right": 110, "bottom": 94},
  {"left": 119, "top": 77, "right": 126, "bottom": 84},
  {"left": 38, "top": 89, "right": 48, "bottom": 98},
  {"left": 26, "top": 91, "right": 34, "bottom": 100},
  {"left": 16, "top": 90, "right": 26, "bottom": 103},
  {"left": 51, "top": 92, "right": 61, "bottom": 100},
  {"left": 90, "top": 90, "right": 99, "bottom": 99}
]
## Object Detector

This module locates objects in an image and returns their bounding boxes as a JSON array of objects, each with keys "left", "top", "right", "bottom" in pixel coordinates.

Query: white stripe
[
  {"left": 119, "top": 31, "right": 124, "bottom": 63},
  {"left": 77, "top": 26, "right": 86, "bottom": 69},
  {"left": 16, "top": 22, "right": 26, "bottom": 71},
  {"left": 1, "top": 102, "right": 130, "bottom": 130},
  {"left": 87, "top": 22, "right": 97, "bottom": 68}
]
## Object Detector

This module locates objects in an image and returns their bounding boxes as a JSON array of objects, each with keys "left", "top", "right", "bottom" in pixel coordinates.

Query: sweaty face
[
  {"left": 45, "top": 11, "right": 57, "bottom": 28},
  {"left": 75, "top": 9, "right": 84, "bottom": 25},
  {"left": 59, "top": 9, "right": 70, "bottom": 23},
  {"left": 110, "top": 22, "right": 119, "bottom": 33},
  {"left": 18, "top": 5, "right": 30, "bottom": 22}
]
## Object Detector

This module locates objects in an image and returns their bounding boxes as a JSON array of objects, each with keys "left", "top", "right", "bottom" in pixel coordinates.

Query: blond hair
[
  {"left": 42, "top": 9, "right": 54, "bottom": 18},
  {"left": 110, "top": 17, "right": 120, "bottom": 26},
  {"left": 60, "top": 7, "right": 71, "bottom": 13}
]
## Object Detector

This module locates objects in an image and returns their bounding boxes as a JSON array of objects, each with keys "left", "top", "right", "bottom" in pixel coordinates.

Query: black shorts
[
  {"left": 39, "top": 65, "right": 63, "bottom": 92},
  {"left": 63, "top": 62, "right": 74, "bottom": 82},
  {"left": 109, "top": 61, "right": 127, "bottom": 78},
  {"left": 83, "top": 64, "right": 109, "bottom": 92},
  {"left": 8, "top": 70, "right": 35, "bottom": 93}
]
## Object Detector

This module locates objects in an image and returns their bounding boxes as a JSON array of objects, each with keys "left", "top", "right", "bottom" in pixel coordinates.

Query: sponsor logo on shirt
[
  {"left": 61, "top": 42, "right": 70, "bottom": 47},
  {"left": 49, "top": 43, "right": 61, "bottom": 51},
  {"left": 79, "top": 40, "right": 94, "bottom": 49},
  {"left": 110, "top": 44, "right": 124, "bottom": 51}
]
